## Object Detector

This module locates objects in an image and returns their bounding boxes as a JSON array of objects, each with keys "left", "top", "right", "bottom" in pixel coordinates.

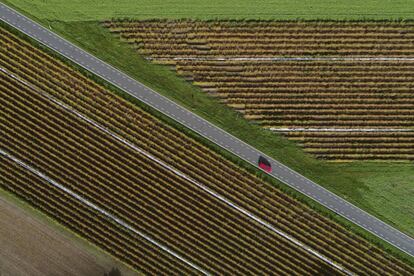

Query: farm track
[
  {"left": 106, "top": 20, "right": 414, "bottom": 160},
  {"left": 1, "top": 23, "right": 414, "bottom": 274}
]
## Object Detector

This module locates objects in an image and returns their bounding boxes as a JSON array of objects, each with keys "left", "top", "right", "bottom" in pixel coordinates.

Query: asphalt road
[{"left": 1, "top": 3, "right": 413, "bottom": 258}]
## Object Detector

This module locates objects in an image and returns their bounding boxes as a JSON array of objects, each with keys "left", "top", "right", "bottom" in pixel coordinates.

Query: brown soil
[{"left": 0, "top": 195, "right": 138, "bottom": 276}]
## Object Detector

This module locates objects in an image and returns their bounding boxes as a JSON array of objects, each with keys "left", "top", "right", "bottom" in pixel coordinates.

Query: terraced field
[
  {"left": 105, "top": 20, "right": 414, "bottom": 57},
  {"left": 1, "top": 25, "right": 414, "bottom": 274},
  {"left": 105, "top": 20, "right": 414, "bottom": 160}
]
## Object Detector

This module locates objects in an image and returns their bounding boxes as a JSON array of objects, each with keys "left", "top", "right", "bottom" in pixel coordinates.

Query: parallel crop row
[
  {"left": 284, "top": 131, "right": 414, "bottom": 160},
  {"left": 175, "top": 59, "right": 414, "bottom": 159},
  {"left": 104, "top": 20, "right": 414, "bottom": 57},
  {"left": 1, "top": 26, "right": 413, "bottom": 275},
  {"left": 0, "top": 156, "right": 194, "bottom": 275},
  {"left": 1, "top": 71, "right": 327, "bottom": 275},
  {"left": 104, "top": 20, "right": 414, "bottom": 160}
]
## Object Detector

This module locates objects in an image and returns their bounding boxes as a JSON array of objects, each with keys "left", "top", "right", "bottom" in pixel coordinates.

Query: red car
[{"left": 258, "top": 156, "right": 272, "bottom": 173}]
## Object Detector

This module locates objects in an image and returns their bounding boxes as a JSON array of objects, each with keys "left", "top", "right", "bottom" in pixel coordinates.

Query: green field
[
  {"left": 3, "top": 0, "right": 414, "bottom": 21},
  {"left": 1, "top": 0, "right": 414, "bottom": 260}
]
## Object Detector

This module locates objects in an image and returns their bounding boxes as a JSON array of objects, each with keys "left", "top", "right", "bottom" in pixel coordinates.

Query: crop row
[
  {"left": 285, "top": 131, "right": 414, "bottom": 138},
  {"left": 195, "top": 81, "right": 413, "bottom": 89},
  {"left": 309, "top": 154, "right": 414, "bottom": 160},
  {"left": 104, "top": 19, "right": 414, "bottom": 26},
  {"left": 139, "top": 49, "right": 414, "bottom": 58},
  {"left": 176, "top": 59, "right": 414, "bottom": 67},
  {"left": 245, "top": 110, "right": 414, "bottom": 118},
  {"left": 134, "top": 43, "right": 414, "bottom": 50},
  {"left": 192, "top": 78, "right": 414, "bottom": 85},
  {"left": 106, "top": 20, "right": 414, "bottom": 57},
  {"left": 305, "top": 143, "right": 414, "bottom": 149},
  {"left": 259, "top": 120, "right": 414, "bottom": 128},
  {"left": 305, "top": 148, "right": 414, "bottom": 156},
  {"left": 182, "top": 71, "right": 414, "bottom": 79},
  {"left": 105, "top": 22, "right": 414, "bottom": 37},
  {"left": 174, "top": 58, "right": 414, "bottom": 160},
  {"left": 120, "top": 31, "right": 414, "bottom": 39},
  {"left": 177, "top": 62, "right": 414, "bottom": 72},
  {"left": 216, "top": 94, "right": 414, "bottom": 102},
  {"left": 0, "top": 156, "right": 194, "bottom": 275},
  {"left": 1, "top": 26, "right": 413, "bottom": 274},
  {"left": 282, "top": 132, "right": 414, "bottom": 160}
]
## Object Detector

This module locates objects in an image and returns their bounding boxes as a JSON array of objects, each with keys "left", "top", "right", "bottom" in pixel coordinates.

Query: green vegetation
[
  {"left": 1, "top": 0, "right": 413, "bottom": 264},
  {"left": 2, "top": 0, "right": 414, "bottom": 21}
]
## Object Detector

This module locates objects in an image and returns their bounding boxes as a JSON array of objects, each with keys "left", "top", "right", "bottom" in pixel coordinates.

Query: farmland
[
  {"left": 0, "top": 193, "right": 135, "bottom": 276},
  {"left": 1, "top": 25, "right": 413, "bottom": 274},
  {"left": 107, "top": 20, "right": 414, "bottom": 57},
  {"left": 2, "top": 0, "right": 414, "bottom": 246},
  {"left": 105, "top": 20, "right": 414, "bottom": 161}
]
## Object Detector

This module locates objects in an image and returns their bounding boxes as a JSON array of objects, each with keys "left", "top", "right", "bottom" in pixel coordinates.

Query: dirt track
[{"left": 0, "top": 195, "right": 137, "bottom": 276}]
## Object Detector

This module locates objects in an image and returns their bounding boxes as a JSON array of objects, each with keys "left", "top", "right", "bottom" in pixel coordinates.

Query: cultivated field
[
  {"left": 1, "top": 26, "right": 413, "bottom": 274},
  {"left": 106, "top": 20, "right": 414, "bottom": 57},
  {"left": 105, "top": 20, "right": 414, "bottom": 160},
  {"left": 0, "top": 195, "right": 135, "bottom": 276}
]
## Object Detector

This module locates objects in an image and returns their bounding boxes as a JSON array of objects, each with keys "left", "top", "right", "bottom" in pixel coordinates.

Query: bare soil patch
[{"left": 0, "top": 195, "right": 137, "bottom": 276}]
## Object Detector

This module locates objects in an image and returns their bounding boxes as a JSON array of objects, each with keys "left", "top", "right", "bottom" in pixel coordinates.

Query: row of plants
[
  {"left": 170, "top": 56, "right": 414, "bottom": 160},
  {"left": 106, "top": 20, "right": 414, "bottom": 58},
  {"left": 0, "top": 157, "right": 189, "bottom": 275}
]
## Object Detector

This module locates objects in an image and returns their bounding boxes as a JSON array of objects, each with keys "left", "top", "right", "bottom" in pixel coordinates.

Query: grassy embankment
[{"left": 3, "top": 0, "right": 414, "bottom": 21}]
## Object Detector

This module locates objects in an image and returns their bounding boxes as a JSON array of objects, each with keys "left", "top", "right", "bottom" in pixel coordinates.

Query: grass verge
[{"left": 2, "top": 0, "right": 414, "bottom": 21}]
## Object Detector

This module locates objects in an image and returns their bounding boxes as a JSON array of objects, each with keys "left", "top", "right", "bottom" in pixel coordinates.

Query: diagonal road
[
  {"left": 1, "top": 66, "right": 352, "bottom": 274},
  {"left": 1, "top": 3, "right": 413, "bottom": 258},
  {"left": 0, "top": 67, "right": 352, "bottom": 273}
]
